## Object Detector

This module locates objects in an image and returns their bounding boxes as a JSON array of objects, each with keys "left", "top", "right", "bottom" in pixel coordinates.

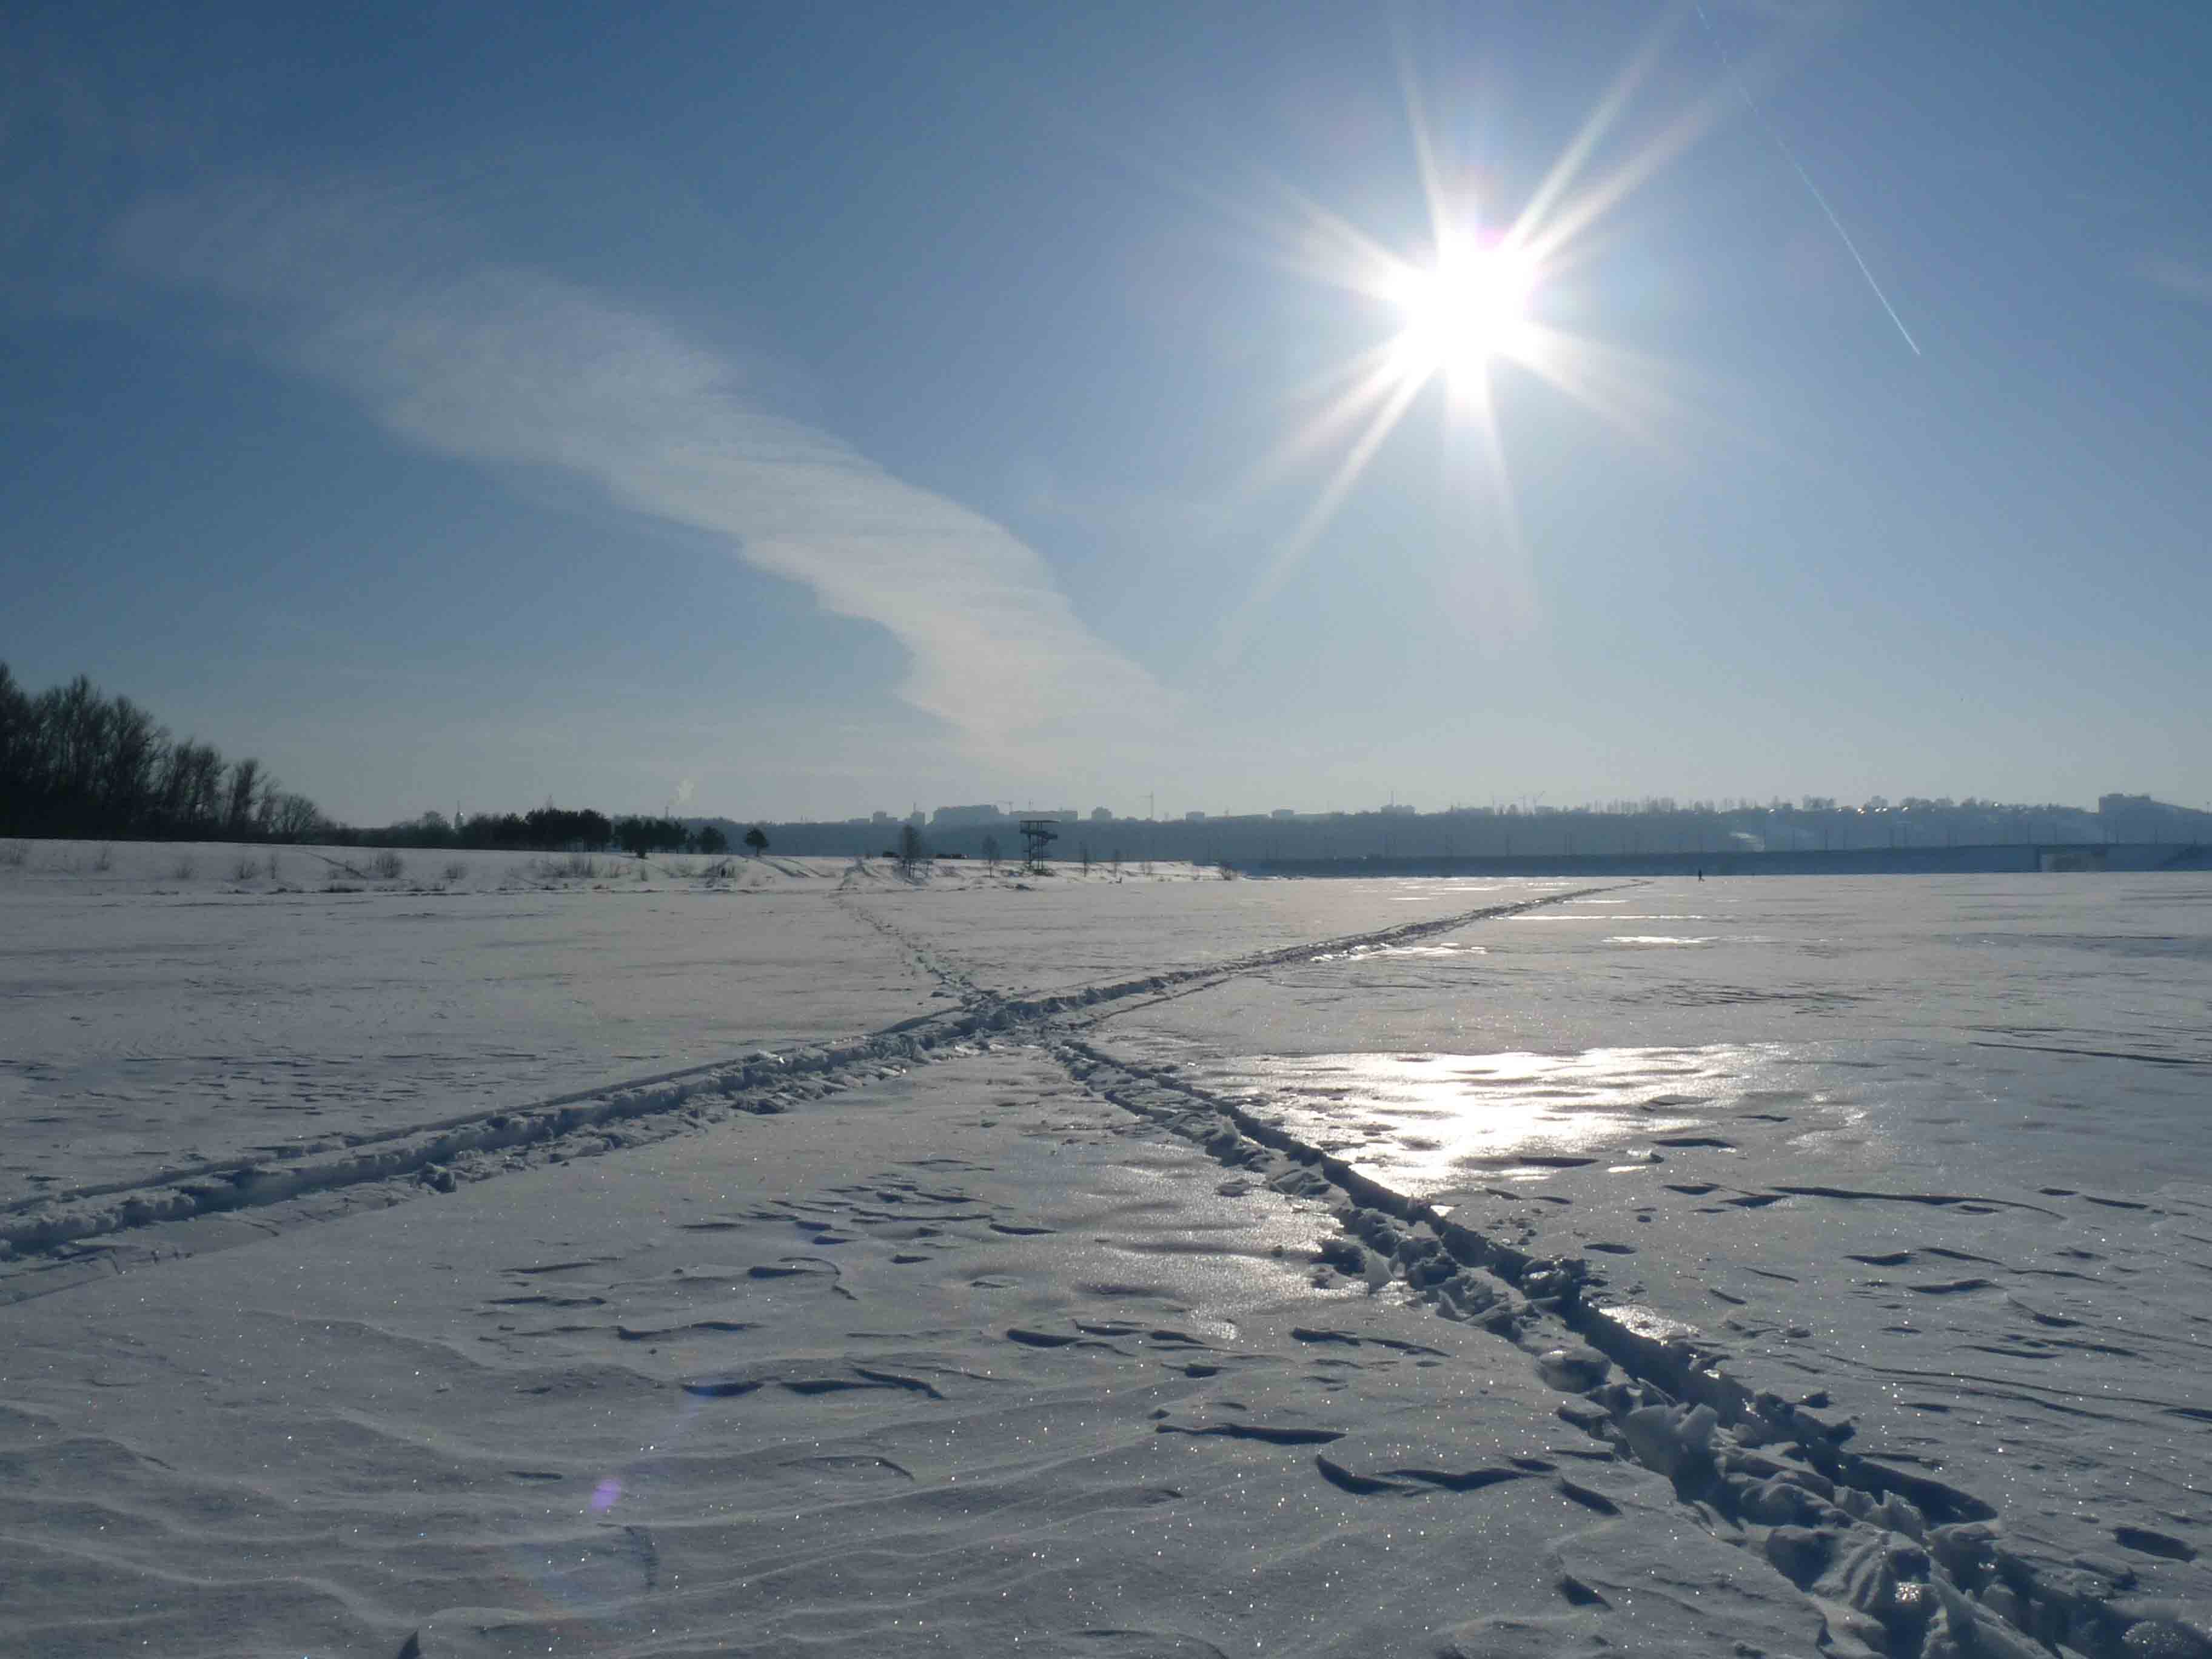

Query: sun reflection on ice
[
  {"left": 1307, "top": 940, "right": 1487, "bottom": 962},
  {"left": 1195, "top": 1045, "right": 1789, "bottom": 1199}
]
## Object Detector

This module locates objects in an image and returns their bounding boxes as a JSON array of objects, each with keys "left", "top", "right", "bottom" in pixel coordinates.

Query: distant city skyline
[
  {"left": 16, "top": 649, "right": 2200, "bottom": 854},
  {"left": 688, "top": 790, "right": 2212, "bottom": 871},
  {"left": 708, "top": 790, "right": 2205, "bottom": 831},
  {"left": 9, "top": 4, "right": 2211, "bottom": 822}
]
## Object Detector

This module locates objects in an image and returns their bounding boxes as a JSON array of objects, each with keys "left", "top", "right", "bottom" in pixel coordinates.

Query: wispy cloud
[
  {"left": 2143, "top": 254, "right": 2212, "bottom": 307},
  {"left": 112, "top": 177, "right": 1170, "bottom": 761}
]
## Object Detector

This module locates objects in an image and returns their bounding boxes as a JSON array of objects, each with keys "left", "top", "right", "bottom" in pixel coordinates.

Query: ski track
[
  {"left": 0, "top": 883, "right": 1618, "bottom": 1293},
  {"left": 10, "top": 876, "right": 2204, "bottom": 1659},
  {"left": 869, "top": 899, "right": 2205, "bottom": 1659}
]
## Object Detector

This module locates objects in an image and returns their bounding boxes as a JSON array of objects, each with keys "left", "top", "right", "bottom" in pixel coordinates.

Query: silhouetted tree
[
  {"left": 695, "top": 824, "right": 729, "bottom": 855},
  {"left": 0, "top": 663, "right": 318, "bottom": 842},
  {"left": 224, "top": 758, "right": 263, "bottom": 837},
  {"left": 98, "top": 697, "right": 162, "bottom": 834},
  {"left": 523, "top": 806, "right": 612, "bottom": 850},
  {"left": 744, "top": 826, "right": 769, "bottom": 856},
  {"left": 614, "top": 815, "right": 689, "bottom": 856},
  {"left": 897, "top": 822, "right": 926, "bottom": 876},
  {"left": 268, "top": 793, "right": 326, "bottom": 840}
]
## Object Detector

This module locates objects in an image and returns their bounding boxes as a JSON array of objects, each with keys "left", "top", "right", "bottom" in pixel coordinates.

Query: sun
[{"left": 1384, "top": 234, "right": 1539, "bottom": 386}]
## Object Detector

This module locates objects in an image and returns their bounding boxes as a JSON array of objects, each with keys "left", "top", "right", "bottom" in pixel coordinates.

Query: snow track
[
  {"left": 840, "top": 891, "right": 2205, "bottom": 1658},
  {"left": 0, "top": 883, "right": 1618, "bottom": 1298},
  {"left": 1039, "top": 1057, "right": 2202, "bottom": 1659},
  {"left": 15, "top": 874, "right": 2202, "bottom": 1656}
]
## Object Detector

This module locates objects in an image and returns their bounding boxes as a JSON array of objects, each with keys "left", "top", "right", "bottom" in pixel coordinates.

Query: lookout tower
[{"left": 1018, "top": 817, "right": 1059, "bottom": 866}]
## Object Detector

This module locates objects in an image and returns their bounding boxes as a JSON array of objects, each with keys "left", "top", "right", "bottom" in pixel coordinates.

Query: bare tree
[
  {"left": 267, "top": 793, "right": 326, "bottom": 840},
  {"left": 50, "top": 676, "right": 110, "bottom": 806},
  {"left": 97, "top": 697, "right": 162, "bottom": 831},
  {"left": 181, "top": 742, "right": 226, "bottom": 830},
  {"left": 224, "top": 758, "right": 264, "bottom": 837},
  {"left": 0, "top": 665, "right": 328, "bottom": 841}
]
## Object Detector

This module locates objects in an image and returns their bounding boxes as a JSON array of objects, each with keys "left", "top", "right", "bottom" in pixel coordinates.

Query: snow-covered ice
[
  {"left": 1089, "top": 875, "right": 2212, "bottom": 1651},
  {"left": 2, "top": 845, "right": 2208, "bottom": 1657},
  {"left": 0, "top": 843, "right": 947, "bottom": 1207}
]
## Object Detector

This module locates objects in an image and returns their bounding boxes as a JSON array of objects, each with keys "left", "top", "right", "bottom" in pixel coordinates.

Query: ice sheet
[
  {"left": 0, "top": 846, "right": 949, "bottom": 1203},
  {"left": 5, "top": 851, "right": 2209, "bottom": 1654},
  {"left": 0, "top": 1048, "right": 1838, "bottom": 1658},
  {"left": 1086, "top": 874, "right": 2212, "bottom": 1616},
  {"left": 842, "top": 874, "right": 1561, "bottom": 993}
]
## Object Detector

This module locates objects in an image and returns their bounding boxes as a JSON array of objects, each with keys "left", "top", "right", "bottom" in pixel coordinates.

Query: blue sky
[{"left": 7, "top": 2, "right": 2210, "bottom": 824}]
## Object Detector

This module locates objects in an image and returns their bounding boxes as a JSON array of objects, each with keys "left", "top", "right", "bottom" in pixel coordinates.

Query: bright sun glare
[
  {"left": 1386, "top": 235, "right": 1538, "bottom": 384},
  {"left": 1216, "top": 23, "right": 1708, "bottom": 657}
]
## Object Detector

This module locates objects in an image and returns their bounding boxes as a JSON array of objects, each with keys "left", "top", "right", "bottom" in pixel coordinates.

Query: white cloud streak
[
  {"left": 2143, "top": 255, "right": 2212, "bottom": 307},
  {"left": 113, "top": 179, "right": 1169, "bottom": 760}
]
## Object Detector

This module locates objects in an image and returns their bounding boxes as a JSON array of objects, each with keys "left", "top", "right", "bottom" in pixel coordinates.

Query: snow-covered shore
[{"left": 2, "top": 845, "right": 2207, "bottom": 1657}]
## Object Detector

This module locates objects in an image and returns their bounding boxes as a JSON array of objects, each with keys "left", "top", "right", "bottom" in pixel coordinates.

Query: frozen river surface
[
  {"left": 1091, "top": 873, "right": 2212, "bottom": 1196},
  {"left": 4, "top": 849, "right": 2209, "bottom": 1649},
  {"left": 1084, "top": 874, "right": 2212, "bottom": 1617}
]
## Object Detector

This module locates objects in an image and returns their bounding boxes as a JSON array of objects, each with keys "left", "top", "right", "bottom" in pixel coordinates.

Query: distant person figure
[{"left": 1697, "top": 868, "right": 1704, "bottom": 880}]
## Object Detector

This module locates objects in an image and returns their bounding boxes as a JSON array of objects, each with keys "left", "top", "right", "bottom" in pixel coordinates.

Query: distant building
[
  {"left": 871, "top": 810, "right": 893, "bottom": 825},
  {"left": 1090, "top": 806, "right": 1112, "bottom": 821},
  {"left": 1271, "top": 808, "right": 1297, "bottom": 820},
  {"left": 2099, "top": 793, "right": 2212, "bottom": 840},
  {"left": 931, "top": 804, "right": 1006, "bottom": 827},
  {"left": 1379, "top": 803, "right": 1417, "bottom": 817},
  {"left": 1184, "top": 810, "right": 1207, "bottom": 822}
]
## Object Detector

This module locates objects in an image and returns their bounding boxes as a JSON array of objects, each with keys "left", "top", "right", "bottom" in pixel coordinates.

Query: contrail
[{"left": 1695, "top": 3, "right": 1921, "bottom": 356}]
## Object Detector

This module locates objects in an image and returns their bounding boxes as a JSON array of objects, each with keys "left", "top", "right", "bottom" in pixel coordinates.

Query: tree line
[
  {"left": 366, "top": 806, "right": 619, "bottom": 851},
  {"left": 358, "top": 809, "right": 748, "bottom": 856},
  {"left": 0, "top": 666, "right": 780, "bottom": 856},
  {"left": 0, "top": 664, "right": 324, "bottom": 841}
]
